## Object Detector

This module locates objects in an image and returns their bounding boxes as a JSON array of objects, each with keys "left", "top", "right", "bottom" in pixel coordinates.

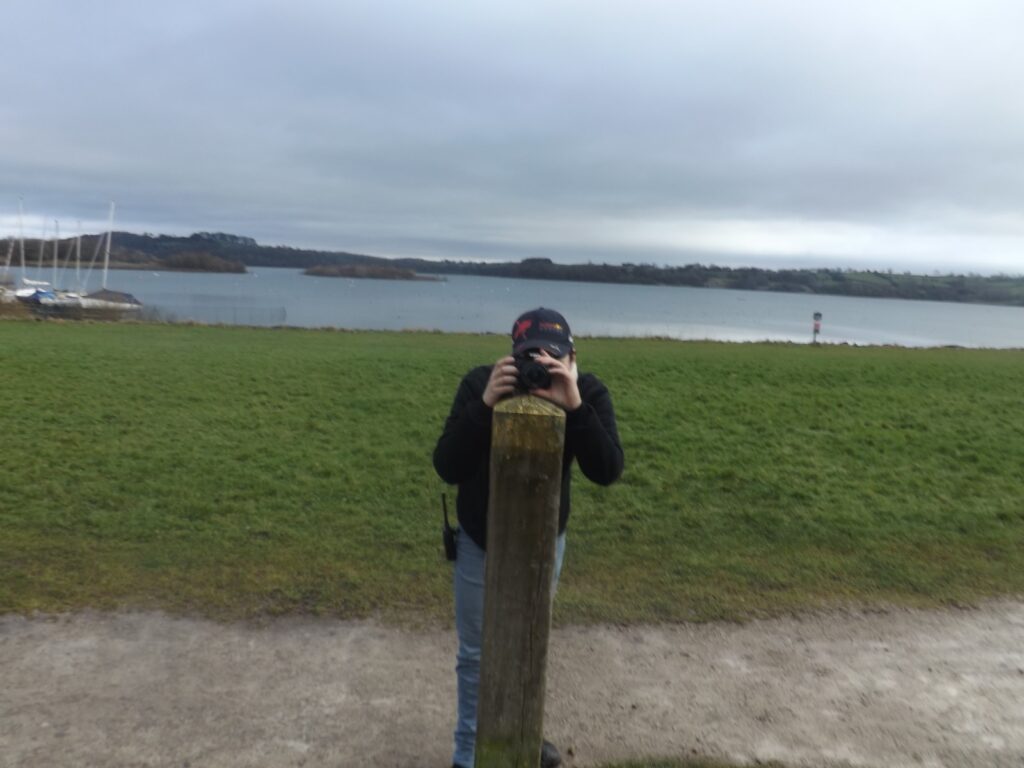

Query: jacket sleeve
[
  {"left": 565, "top": 375, "right": 624, "bottom": 486},
  {"left": 433, "top": 368, "right": 493, "bottom": 484}
]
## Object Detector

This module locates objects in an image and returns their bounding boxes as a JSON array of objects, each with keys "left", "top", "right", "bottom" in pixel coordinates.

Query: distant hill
[
  {"left": 397, "top": 257, "right": 1024, "bottom": 307},
  {"left": 105, "top": 232, "right": 381, "bottom": 271},
  {"left": 13, "top": 231, "right": 1023, "bottom": 307},
  {"left": 10, "top": 231, "right": 375, "bottom": 274}
]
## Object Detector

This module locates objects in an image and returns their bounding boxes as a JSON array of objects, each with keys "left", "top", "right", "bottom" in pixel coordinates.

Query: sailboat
[
  {"left": 0, "top": 237, "right": 17, "bottom": 303},
  {"left": 10, "top": 201, "right": 142, "bottom": 316},
  {"left": 17, "top": 222, "right": 83, "bottom": 309},
  {"left": 4, "top": 201, "right": 43, "bottom": 300},
  {"left": 12, "top": 216, "right": 57, "bottom": 302},
  {"left": 79, "top": 203, "right": 142, "bottom": 312}
]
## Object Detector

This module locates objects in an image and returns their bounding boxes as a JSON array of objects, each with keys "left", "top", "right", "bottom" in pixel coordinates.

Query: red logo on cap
[{"left": 513, "top": 319, "right": 533, "bottom": 340}]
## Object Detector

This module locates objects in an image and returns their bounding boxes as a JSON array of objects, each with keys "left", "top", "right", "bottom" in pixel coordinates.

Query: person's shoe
[{"left": 541, "top": 739, "right": 562, "bottom": 768}]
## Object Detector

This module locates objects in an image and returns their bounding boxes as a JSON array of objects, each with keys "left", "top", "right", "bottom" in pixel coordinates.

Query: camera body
[{"left": 514, "top": 351, "right": 553, "bottom": 391}]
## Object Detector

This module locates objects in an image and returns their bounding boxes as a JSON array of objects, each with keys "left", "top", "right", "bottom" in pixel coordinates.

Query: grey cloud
[{"left": 3, "top": 0, "right": 1024, "bottom": 274}]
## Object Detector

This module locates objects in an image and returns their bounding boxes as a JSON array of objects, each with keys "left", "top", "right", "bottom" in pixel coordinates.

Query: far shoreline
[
  {"left": 89, "top": 261, "right": 1024, "bottom": 310},
  {"left": 108, "top": 261, "right": 247, "bottom": 274}
]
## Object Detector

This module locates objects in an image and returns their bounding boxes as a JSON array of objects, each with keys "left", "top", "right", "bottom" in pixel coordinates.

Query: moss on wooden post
[{"left": 475, "top": 394, "right": 566, "bottom": 768}]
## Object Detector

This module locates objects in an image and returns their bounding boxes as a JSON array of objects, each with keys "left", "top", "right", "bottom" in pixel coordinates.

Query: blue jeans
[{"left": 452, "top": 531, "right": 566, "bottom": 768}]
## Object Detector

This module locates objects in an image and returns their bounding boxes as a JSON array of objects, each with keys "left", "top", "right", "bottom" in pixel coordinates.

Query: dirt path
[{"left": 2, "top": 602, "right": 1022, "bottom": 768}]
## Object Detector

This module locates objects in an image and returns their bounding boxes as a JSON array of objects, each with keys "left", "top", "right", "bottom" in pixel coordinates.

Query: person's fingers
[
  {"left": 542, "top": 363, "right": 575, "bottom": 384},
  {"left": 490, "top": 370, "right": 517, "bottom": 386},
  {"left": 484, "top": 358, "right": 520, "bottom": 406},
  {"left": 487, "top": 372, "right": 516, "bottom": 389},
  {"left": 491, "top": 358, "right": 516, "bottom": 374}
]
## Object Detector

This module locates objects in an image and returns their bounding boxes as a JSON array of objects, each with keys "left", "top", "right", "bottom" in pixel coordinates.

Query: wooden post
[{"left": 475, "top": 394, "right": 566, "bottom": 768}]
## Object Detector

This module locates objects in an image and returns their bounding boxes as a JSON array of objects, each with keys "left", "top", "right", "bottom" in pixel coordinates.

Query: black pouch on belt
[{"left": 442, "top": 493, "right": 457, "bottom": 562}]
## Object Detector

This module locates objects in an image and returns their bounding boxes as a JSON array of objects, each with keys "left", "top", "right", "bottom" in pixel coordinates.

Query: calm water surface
[{"left": 101, "top": 267, "right": 1024, "bottom": 348}]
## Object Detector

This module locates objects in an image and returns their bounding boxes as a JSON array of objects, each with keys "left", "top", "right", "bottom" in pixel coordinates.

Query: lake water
[{"left": 98, "top": 267, "right": 1024, "bottom": 348}]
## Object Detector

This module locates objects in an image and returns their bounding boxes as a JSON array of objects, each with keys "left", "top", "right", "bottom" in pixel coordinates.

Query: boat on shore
[
  {"left": 3, "top": 202, "right": 142, "bottom": 317},
  {"left": 82, "top": 204, "right": 142, "bottom": 313},
  {"left": 1, "top": 237, "right": 20, "bottom": 303}
]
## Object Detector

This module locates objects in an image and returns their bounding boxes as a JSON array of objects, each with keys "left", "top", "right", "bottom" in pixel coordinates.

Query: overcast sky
[{"left": 3, "top": 0, "right": 1023, "bottom": 274}]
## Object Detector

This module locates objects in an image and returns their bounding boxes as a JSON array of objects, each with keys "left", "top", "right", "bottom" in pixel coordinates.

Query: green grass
[{"left": 1, "top": 320, "right": 1022, "bottom": 623}]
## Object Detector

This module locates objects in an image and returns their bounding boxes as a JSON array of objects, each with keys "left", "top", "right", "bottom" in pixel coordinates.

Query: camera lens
[
  {"left": 515, "top": 355, "right": 552, "bottom": 390},
  {"left": 521, "top": 361, "right": 552, "bottom": 389}
]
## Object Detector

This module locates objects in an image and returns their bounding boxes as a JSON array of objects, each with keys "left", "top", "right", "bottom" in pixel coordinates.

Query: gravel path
[{"left": 2, "top": 602, "right": 1022, "bottom": 767}]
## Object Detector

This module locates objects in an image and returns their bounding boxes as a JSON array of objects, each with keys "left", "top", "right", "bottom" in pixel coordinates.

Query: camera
[{"left": 514, "top": 351, "right": 552, "bottom": 391}]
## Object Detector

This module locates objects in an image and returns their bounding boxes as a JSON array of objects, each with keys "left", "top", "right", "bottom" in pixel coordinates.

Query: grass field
[{"left": 1, "top": 320, "right": 1022, "bottom": 623}]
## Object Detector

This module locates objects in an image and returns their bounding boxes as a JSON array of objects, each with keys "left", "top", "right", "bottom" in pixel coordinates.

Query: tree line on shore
[
  {"left": 390, "top": 256, "right": 1024, "bottom": 306},
  {"left": 19, "top": 231, "right": 1019, "bottom": 306}
]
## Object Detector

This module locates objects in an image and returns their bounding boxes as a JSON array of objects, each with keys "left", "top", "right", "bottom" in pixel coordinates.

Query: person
[{"left": 433, "top": 307, "right": 624, "bottom": 768}]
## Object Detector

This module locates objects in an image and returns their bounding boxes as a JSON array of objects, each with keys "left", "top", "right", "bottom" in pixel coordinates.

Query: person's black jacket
[{"left": 433, "top": 365, "right": 624, "bottom": 550}]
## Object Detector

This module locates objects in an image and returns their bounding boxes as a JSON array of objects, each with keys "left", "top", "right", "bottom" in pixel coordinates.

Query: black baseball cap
[{"left": 511, "top": 307, "right": 575, "bottom": 357}]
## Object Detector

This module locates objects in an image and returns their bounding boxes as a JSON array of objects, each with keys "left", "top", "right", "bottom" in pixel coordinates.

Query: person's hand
[
  {"left": 482, "top": 355, "right": 518, "bottom": 408},
  {"left": 531, "top": 351, "right": 582, "bottom": 412}
]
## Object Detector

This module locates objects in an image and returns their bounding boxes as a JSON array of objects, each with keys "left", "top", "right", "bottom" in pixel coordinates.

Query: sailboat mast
[
  {"left": 18, "top": 198, "right": 26, "bottom": 282},
  {"left": 53, "top": 220, "right": 60, "bottom": 287},
  {"left": 38, "top": 219, "right": 47, "bottom": 282},
  {"left": 102, "top": 202, "right": 115, "bottom": 290},
  {"left": 76, "top": 221, "right": 82, "bottom": 290}
]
